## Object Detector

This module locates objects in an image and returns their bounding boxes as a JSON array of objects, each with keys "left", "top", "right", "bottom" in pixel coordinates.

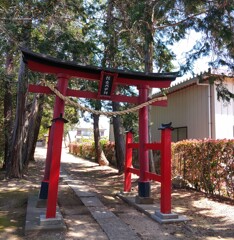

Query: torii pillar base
[
  {"left": 136, "top": 182, "right": 154, "bottom": 204},
  {"left": 153, "top": 210, "right": 189, "bottom": 224},
  {"left": 38, "top": 181, "right": 49, "bottom": 200}
]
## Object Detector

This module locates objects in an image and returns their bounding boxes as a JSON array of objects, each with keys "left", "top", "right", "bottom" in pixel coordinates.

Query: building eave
[{"left": 152, "top": 71, "right": 228, "bottom": 98}]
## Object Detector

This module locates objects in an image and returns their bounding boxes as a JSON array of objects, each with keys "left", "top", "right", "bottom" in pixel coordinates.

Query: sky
[{"left": 170, "top": 30, "right": 212, "bottom": 85}]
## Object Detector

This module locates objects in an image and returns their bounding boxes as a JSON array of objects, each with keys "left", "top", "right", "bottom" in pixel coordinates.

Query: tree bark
[
  {"left": 104, "top": 0, "right": 125, "bottom": 173},
  {"left": 148, "top": 88, "right": 156, "bottom": 173},
  {"left": 144, "top": 5, "right": 156, "bottom": 173},
  {"left": 23, "top": 93, "right": 44, "bottom": 170},
  {"left": 112, "top": 102, "right": 125, "bottom": 174},
  {"left": 93, "top": 114, "right": 109, "bottom": 166},
  {"left": 28, "top": 94, "right": 44, "bottom": 162},
  {"left": 6, "top": 57, "right": 28, "bottom": 178},
  {"left": 3, "top": 50, "right": 14, "bottom": 170}
]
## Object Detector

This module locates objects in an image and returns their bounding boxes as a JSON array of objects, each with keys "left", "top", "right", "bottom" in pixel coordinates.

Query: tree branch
[{"left": 155, "top": 11, "right": 207, "bottom": 29}]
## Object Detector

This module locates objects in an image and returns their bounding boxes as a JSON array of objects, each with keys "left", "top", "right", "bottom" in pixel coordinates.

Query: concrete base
[
  {"left": 117, "top": 192, "right": 189, "bottom": 224},
  {"left": 152, "top": 210, "right": 189, "bottom": 224},
  {"left": 135, "top": 195, "right": 154, "bottom": 204},
  {"left": 40, "top": 213, "right": 63, "bottom": 226},
  {"left": 25, "top": 194, "right": 66, "bottom": 234}
]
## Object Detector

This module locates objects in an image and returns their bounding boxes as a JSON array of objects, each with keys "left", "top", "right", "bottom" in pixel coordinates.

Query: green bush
[
  {"left": 172, "top": 139, "right": 234, "bottom": 199},
  {"left": 69, "top": 142, "right": 95, "bottom": 160}
]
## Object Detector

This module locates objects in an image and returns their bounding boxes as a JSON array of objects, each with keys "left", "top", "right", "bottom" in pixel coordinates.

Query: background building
[
  {"left": 151, "top": 73, "right": 234, "bottom": 142},
  {"left": 67, "top": 115, "right": 110, "bottom": 143}
]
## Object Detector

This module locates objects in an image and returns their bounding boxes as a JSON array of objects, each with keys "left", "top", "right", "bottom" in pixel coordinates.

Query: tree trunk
[
  {"left": 28, "top": 95, "right": 44, "bottom": 162},
  {"left": 104, "top": 0, "right": 125, "bottom": 173},
  {"left": 144, "top": 6, "right": 156, "bottom": 173},
  {"left": 148, "top": 89, "right": 156, "bottom": 173},
  {"left": 6, "top": 57, "right": 28, "bottom": 178},
  {"left": 145, "top": 41, "right": 156, "bottom": 173},
  {"left": 112, "top": 102, "right": 125, "bottom": 174},
  {"left": 23, "top": 93, "right": 44, "bottom": 170},
  {"left": 93, "top": 114, "right": 100, "bottom": 163},
  {"left": 67, "top": 131, "right": 71, "bottom": 144},
  {"left": 93, "top": 114, "right": 109, "bottom": 166},
  {"left": 3, "top": 50, "right": 13, "bottom": 170}
]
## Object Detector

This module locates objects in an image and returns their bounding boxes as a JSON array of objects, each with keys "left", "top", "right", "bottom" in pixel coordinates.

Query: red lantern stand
[{"left": 22, "top": 48, "right": 177, "bottom": 221}]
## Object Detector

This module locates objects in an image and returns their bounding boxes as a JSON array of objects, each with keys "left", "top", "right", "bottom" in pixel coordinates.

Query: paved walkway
[
  {"left": 58, "top": 148, "right": 178, "bottom": 240},
  {"left": 60, "top": 167, "right": 141, "bottom": 240},
  {"left": 31, "top": 148, "right": 175, "bottom": 240}
]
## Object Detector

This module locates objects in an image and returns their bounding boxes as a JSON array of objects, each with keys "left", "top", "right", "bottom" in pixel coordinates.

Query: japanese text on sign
[{"left": 100, "top": 74, "right": 114, "bottom": 96}]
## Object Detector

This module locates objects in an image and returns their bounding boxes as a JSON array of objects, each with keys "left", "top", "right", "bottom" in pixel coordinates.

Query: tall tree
[
  {"left": 3, "top": 43, "right": 14, "bottom": 169},
  {"left": 6, "top": 57, "right": 28, "bottom": 177},
  {"left": 1, "top": 0, "right": 95, "bottom": 176},
  {"left": 102, "top": 0, "right": 127, "bottom": 173}
]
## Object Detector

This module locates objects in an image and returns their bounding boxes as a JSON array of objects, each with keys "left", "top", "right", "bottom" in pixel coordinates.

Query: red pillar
[
  {"left": 138, "top": 85, "right": 150, "bottom": 197},
  {"left": 39, "top": 74, "right": 69, "bottom": 200},
  {"left": 124, "top": 131, "right": 133, "bottom": 192},
  {"left": 160, "top": 127, "right": 172, "bottom": 214},
  {"left": 45, "top": 73, "right": 69, "bottom": 218},
  {"left": 46, "top": 117, "right": 67, "bottom": 218}
]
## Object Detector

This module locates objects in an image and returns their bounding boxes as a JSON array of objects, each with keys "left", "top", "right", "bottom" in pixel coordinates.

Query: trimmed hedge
[
  {"left": 172, "top": 139, "right": 234, "bottom": 199},
  {"left": 68, "top": 140, "right": 116, "bottom": 164},
  {"left": 69, "top": 142, "right": 96, "bottom": 160},
  {"left": 69, "top": 138, "right": 234, "bottom": 199}
]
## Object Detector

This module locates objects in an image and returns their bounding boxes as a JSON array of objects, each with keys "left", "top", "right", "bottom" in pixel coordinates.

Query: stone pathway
[
  {"left": 59, "top": 148, "right": 177, "bottom": 240},
  {"left": 60, "top": 168, "right": 141, "bottom": 240}
]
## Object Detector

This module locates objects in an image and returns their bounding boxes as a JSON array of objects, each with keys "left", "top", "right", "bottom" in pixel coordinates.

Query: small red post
[
  {"left": 124, "top": 131, "right": 133, "bottom": 192},
  {"left": 160, "top": 126, "right": 172, "bottom": 214}
]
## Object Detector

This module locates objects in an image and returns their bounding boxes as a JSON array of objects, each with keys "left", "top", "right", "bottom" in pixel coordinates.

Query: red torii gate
[{"left": 22, "top": 48, "right": 177, "bottom": 219}]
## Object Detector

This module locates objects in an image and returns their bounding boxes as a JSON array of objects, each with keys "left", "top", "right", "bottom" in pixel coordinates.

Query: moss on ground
[{"left": 0, "top": 190, "right": 28, "bottom": 235}]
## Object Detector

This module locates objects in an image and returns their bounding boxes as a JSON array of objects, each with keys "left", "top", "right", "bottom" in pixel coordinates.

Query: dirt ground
[{"left": 0, "top": 147, "right": 233, "bottom": 240}]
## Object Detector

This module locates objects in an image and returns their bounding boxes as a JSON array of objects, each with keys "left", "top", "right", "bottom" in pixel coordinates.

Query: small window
[
  {"left": 172, "top": 127, "right": 187, "bottom": 142},
  {"left": 77, "top": 130, "right": 82, "bottom": 136},
  {"left": 82, "top": 130, "right": 92, "bottom": 136}
]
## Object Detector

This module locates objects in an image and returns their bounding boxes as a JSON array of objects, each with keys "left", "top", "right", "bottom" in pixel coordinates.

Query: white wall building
[
  {"left": 68, "top": 115, "right": 110, "bottom": 143},
  {"left": 151, "top": 73, "right": 234, "bottom": 142}
]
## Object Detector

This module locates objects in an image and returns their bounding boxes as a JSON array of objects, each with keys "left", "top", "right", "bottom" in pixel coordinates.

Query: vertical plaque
[{"left": 98, "top": 71, "right": 117, "bottom": 99}]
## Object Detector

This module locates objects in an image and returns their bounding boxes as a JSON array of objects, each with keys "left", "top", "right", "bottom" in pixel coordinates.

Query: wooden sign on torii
[{"left": 22, "top": 48, "right": 177, "bottom": 219}]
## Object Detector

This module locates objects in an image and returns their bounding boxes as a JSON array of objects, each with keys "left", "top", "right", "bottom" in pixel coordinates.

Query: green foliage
[{"left": 216, "top": 81, "right": 234, "bottom": 102}]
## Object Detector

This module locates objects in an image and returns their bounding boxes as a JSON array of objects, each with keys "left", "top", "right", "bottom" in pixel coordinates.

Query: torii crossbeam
[{"left": 22, "top": 48, "right": 178, "bottom": 219}]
